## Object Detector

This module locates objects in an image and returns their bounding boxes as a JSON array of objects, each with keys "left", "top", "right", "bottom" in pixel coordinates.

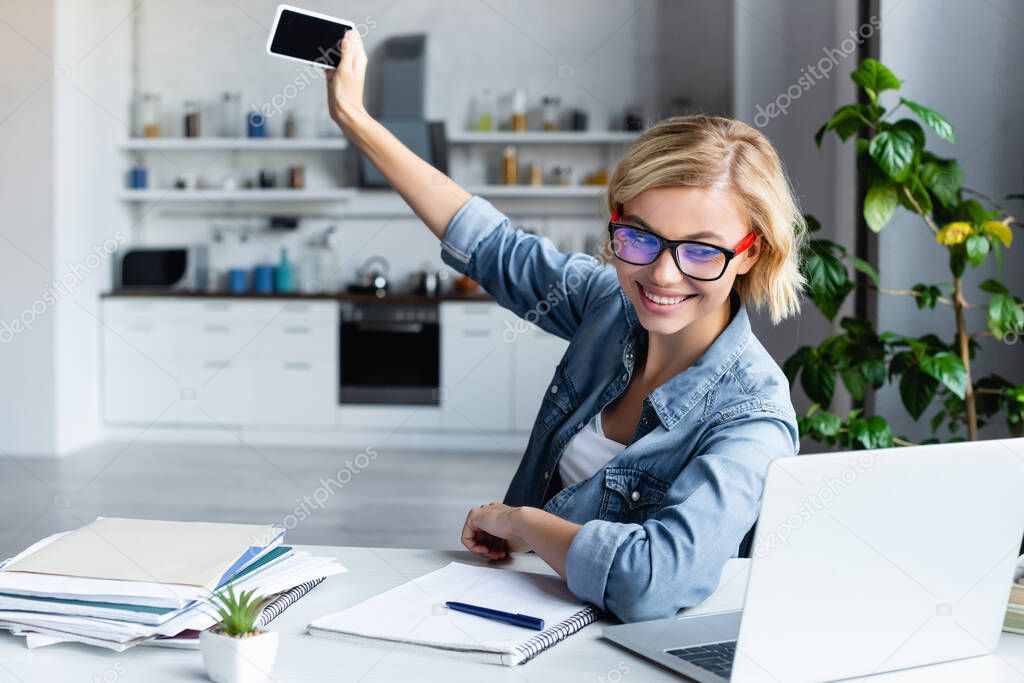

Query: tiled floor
[{"left": 0, "top": 441, "right": 519, "bottom": 559}]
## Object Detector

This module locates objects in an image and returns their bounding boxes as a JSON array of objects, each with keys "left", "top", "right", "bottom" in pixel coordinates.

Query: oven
[{"left": 339, "top": 300, "right": 440, "bottom": 405}]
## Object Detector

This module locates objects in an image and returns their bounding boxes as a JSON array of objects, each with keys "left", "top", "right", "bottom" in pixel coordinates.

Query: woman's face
[{"left": 611, "top": 186, "right": 759, "bottom": 337}]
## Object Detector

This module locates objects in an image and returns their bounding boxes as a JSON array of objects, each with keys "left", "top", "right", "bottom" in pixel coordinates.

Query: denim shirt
[{"left": 440, "top": 196, "right": 800, "bottom": 623}]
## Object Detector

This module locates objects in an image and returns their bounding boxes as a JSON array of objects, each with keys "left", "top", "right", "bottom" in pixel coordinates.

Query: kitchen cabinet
[
  {"left": 440, "top": 302, "right": 567, "bottom": 434},
  {"left": 101, "top": 298, "right": 337, "bottom": 428},
  {"left": 512, "top": 322, "right": 569, "bottom": 431}
]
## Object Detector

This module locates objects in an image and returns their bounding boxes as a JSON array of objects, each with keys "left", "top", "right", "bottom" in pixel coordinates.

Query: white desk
[{"left": 0, "top": 546, "right": 1022, "bottom": 682}]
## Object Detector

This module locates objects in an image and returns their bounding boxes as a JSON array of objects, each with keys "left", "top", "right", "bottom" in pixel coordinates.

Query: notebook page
[{"left": 309, "top": 562, "right": 588, "bottom": 654}]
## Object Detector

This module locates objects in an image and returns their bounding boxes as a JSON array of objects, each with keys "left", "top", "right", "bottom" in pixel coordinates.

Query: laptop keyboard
[{"left": 665, "top": 640, "right": 737, "bottom": 679}]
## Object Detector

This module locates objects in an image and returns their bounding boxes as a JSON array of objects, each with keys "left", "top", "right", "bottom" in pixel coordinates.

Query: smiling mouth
[{"left": 638, "top": 283, "right": 697, "bottom": 306}]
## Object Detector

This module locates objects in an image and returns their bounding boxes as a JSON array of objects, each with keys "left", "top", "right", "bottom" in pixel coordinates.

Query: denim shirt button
[
  {"left": 630, "top": 490, "right": 640, "bottom": 502},
  {"left": 620, "top": 372, "right": 628, "bottom": 382},
  {"left": 543, "top": 470, "right": 549, "bottom": 480},
  {"left": 576, "top": 422, "right": 585, "bottom": 431},
  {"left": 549, "top": 384, "right": 558, "bottom": 394}
]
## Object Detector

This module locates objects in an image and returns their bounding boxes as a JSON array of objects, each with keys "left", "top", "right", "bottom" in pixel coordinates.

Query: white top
[{"left": 558, "top": 410, "right": 626, "bottom": 487}]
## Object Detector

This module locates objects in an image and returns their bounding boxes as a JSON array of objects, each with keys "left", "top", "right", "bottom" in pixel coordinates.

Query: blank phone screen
[{"left": 270, "top": 9, "right": 349, "bottom": 67}]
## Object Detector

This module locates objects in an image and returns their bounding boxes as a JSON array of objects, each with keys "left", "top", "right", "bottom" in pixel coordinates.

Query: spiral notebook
[{"left": 307, "top": 562, "right": 598, "bottom": 666}]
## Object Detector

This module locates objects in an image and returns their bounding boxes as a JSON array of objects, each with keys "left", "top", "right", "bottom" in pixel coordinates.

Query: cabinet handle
[
  {"left": 203, "top": 302, "right": 230, "bottom": 311},
  {"left": 460, "top": 306, "right": 492, "bottom": 316},
  {"left": 203, "top": 360, "right": 229, "bottom": 369},
  {"left": 462, "top": 329, "right": 491, "bottom": 338},
  {"left": 203, "top": 324, "right": 231, "bottom": 333},
  {"left": 283, "top": 325, "right": 311, "bottom": 334},
  {"left": 283, "top": 361, "right": 311, "bottom": 371}
]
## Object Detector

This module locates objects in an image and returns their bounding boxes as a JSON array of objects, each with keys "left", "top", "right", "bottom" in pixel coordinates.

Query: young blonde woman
[{"left": 326, "top": 30, "right": 804, "bottom": 622}]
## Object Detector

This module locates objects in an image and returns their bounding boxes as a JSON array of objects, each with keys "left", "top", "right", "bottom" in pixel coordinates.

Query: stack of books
[
  {"left": 0, "top": 517, "right": 345, "bottom": 650},
  {"left": 1004, "top": 556, "right": 1024, "bottom": 635}
]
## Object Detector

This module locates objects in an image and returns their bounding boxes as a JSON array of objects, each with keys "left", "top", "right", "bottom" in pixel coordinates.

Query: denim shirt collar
[{"left": 618, "top": 289, "right": 751, "bottom": 431}]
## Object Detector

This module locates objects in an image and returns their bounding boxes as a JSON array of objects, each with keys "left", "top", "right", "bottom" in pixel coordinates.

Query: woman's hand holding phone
[{"left": 325, "top": 30, "right": 368, "bottom": 136}]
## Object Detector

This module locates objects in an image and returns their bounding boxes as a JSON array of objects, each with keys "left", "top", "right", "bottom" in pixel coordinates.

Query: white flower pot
[{"left": 199, "top": 629, "right": 279, "bottom": 683}]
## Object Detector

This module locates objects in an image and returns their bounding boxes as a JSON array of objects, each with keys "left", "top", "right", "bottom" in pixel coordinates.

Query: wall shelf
[
  {"left": 448, "top": 131, "right": 638, "bottom": 145},
  {"left": 117, "top": 188, "right": 358, "bottom": 203},
  {"left": 118, "top": 185, "right": 604, "bottom": 205},
  {"left": 119, "top": 137, "right": 348, "bottom": 152}
]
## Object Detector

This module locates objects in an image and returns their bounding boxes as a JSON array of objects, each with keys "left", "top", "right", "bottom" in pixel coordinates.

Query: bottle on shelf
[
  {"left": 276, "top": 248, "right": 295, "bottom": 293},
  {"left": 183, "top": 100, "right": 201, "bottom": 138},
  {"left": 473, "top": 88, "right": 495, "bottom": 131},
  {"left": 510, "top": 88, "right": 527, "bottom": 131},
  {"left": 541, "top": 95, "right": 561, "bottom": 131},
  {"left": 220, "top": 92, "right": 243, "bottom": 137},
  {"left": 136, "top": 92, "right": 162, "bottom": 138},
  {"left": 502, "top": 145, "right": 518, "bottom": 185}
]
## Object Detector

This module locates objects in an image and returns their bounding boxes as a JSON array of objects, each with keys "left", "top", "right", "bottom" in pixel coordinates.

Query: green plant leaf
[
  {"left": 899, "top": 368, "right": 938, "bottom": 420},
  {"left": 919, "top": 351, "right": 968, "bottom": 399},
  {"left": 949, "top": 244, "right": 967, "bottom": 278},
  {"left": 892, "top": 119, "right": 926, "bottom": 150},
  {"left": 850, "top": 59, "right": 901, "bottom": 102},
  {"left": 910, "top": 283, "right": 941, "bottom": 309},
  {"left": 801, "top": 355, "right": 837, "bottom": 407},
  {"left": 897, "top": 175, "right": 933, "bottom": 215},
  {"left": 979, "top": 278, "right": 1008, "bottom": 295},
  {"left": 783, "top": 345, "right": 814, "bottom": 384},
  {"left": 899, "top": 97, "right": 956, "bottom": 143},
  {"left": 803, "top": 214, "right": 822, "bottom": 233},
  {"left": 868, "top": 129, "right": 916, "bottom": 182},
  {"left": 802, "top": 246, "right": 853, "bottom": 320},
  {"left": 930, "top": 409, "right": 947, "bottom": 434},
  {"left": 966, "top": 233, "right": 990, "bottom": 267},
  {"left": 840, "top": 367, "right": 869, "bottom": 401},
  {"left": 864, "top": 183, "right": 898, "bottom": 232},
  {"left": 848, "top": 256, "right": 880, "bottom": 287},
  {"left": 847, "top": 414, "right": 894, "bottom": 449},
  {"left": 988, "top": 293, "right": 1024, "bottom": 338},
  {"left": 919, "top": 157, "right": 962, "bottom": 209}
]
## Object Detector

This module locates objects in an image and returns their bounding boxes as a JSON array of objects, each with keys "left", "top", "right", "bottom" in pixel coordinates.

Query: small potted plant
[{"left": 199, "top": 585, "right": 278, "bottom": 683}]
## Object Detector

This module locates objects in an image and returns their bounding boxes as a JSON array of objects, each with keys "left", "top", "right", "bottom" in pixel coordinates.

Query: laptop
[{"left": 603, "top": 438, "right": 1024, "bottom": 682}]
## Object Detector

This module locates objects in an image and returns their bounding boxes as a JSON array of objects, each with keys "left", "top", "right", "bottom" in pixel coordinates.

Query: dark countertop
[{"left": 101, "top": 289, "right": 493, "bottom": 303}]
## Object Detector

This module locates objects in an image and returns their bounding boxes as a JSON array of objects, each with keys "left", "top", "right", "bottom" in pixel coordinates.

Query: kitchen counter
[{"left": 101, "top": 289, "right": 493, "bottom": 303}]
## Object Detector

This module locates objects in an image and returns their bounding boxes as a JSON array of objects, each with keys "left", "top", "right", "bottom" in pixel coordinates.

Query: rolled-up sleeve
[
  {"left": 565, "top": 411, "right": 799, "bottom": 623},
  {"left": 440, "top": 195, "right": 610, "bottom": 341}
]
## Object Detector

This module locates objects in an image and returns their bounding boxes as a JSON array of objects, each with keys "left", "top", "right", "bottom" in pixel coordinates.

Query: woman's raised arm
[{"left": 325, "top": 29, "right": 470, "bottom": 239}]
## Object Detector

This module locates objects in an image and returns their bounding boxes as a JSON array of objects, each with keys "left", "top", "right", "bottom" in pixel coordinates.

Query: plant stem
[
  {"left": 901, "top": 186, "right": 939, "bottom": 233},
  {"left": 952, "top": 275, "right": 978, "bottom": 440},
  {"left": 876, "top": 287, "right": 955, "bottom": 307}
]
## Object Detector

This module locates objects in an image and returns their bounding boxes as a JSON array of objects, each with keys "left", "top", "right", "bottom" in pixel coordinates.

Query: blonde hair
[{"left": 605, "top": 115, "right": 806, "bottom": 324}]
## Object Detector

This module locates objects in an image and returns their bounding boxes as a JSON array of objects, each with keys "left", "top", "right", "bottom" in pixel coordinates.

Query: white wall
[
  {"left": 876, "top": 0, "right": 1024, "bottom": 441},
  {"left": 53, "top": 0, "right": 133, "bottom": 453},
  {"left": 0, "top": 0, "right": 132, "bottom": 456},
  {"left": 733, "top": 0, "right": 860, "bottom": 430},
  {"left": 0, "top": 0, "right": 58, "bottom": 454}
]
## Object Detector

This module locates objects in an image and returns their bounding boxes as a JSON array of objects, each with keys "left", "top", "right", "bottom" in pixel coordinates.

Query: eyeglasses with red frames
[{"left": 607, "top": 211, "right": 757, "bottom": 282}]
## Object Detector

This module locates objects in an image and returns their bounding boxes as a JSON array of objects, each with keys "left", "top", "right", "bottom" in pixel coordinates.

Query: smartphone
[{"left": 266, "top": 4, "right": 354, "bottom": 69}]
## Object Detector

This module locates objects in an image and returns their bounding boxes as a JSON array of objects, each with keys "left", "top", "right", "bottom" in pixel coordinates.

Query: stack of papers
[{"left": 0, "top": 517, "right": 346, "bottom": 651}]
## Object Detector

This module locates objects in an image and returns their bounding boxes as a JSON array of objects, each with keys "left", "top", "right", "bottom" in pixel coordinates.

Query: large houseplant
[{"left": 784, "top": 58, "right": 1023, "bottom": 449}]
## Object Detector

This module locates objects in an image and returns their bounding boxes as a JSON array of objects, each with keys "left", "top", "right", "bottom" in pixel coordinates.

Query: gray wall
[
  {"left": 733, "top": 0, "right": 861, "bottom": 444},
  {"left": 877, "top": 0, "right": 1024, "bottom": 441}
]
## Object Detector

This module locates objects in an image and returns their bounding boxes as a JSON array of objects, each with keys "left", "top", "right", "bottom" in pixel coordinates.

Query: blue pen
[{"left": 445, "top": 601, "right": 545, "bottom": 630}]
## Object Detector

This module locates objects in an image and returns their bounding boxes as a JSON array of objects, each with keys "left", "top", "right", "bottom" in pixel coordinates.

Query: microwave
[{"left": 114, "top": 246, "right": 210, "bottom": 290}]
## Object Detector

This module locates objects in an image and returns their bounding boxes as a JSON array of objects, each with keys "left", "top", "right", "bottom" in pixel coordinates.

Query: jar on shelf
[
  {"left": 502, "top": 145, "right": 518, "bottom": 185},
  {"left": 220, "top": 92, "right": 243, "bottom": 137},
  {"left": 510, "top": 88, "right": 527, "bottom": 132},
  {"left": 183, "top": 100, "right": 200, "bottom": 138},
  {"left": 541, "top": 95, "right": 561, "bottom": 131},
  {"left": 136, "top": 92, "right": 162, "bottom": 138},
  {"left": 472, "top": 88, "right": 495, "bottom": 131}
]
